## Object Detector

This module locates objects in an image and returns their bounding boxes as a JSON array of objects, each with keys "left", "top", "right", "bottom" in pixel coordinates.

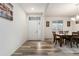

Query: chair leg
[
  {"left": 70, "top": 41, "right": 72, "bottom": 48},
  {"left": 60, "top": 43, "right": 62, "bottom": 47},
  {"left": 53, "top": 39, "right": 55, "bottom": 43},
  {"left": 65, "top": 40, "right": 67, "bottom": 45},
  {"left": 65, "top": 40, "right": 69, "bottom": 45},
  {"left": 55, "top": 40, "right": 57, "bottom": 45},
  {"left": 76, "top": 42, "right": 78, "bottom": 48},
  {"left": 58, "top": 39, "right": 63, "bottom": 47}
]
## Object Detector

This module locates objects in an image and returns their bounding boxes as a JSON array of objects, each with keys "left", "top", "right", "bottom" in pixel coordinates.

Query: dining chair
[
  {"left": 63, "top": 31, "right": 69, "bottom": 45},
  {"left": 52, "top": 32, "right": 56, "bottom": 43},
  {"left": 71, "top": 32, "right": 79, "bottom": 48},
  {"left": 59, "top": 31, "right": 63, "bottom": 34},
  {"left": 64, "top": 31, "right": 69, "bottom": 35},
  {"left": 52, "top": 32, "right": 63, "bottom": 47},
  {"left": 65, "top": 35, "right": 71, "bottom": 46}
]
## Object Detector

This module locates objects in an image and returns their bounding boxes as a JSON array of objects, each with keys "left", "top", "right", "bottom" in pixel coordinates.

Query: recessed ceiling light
[
  {"left": 76, "top": 15, "right": 79, "bottom": 20},
  {"left": 31, "top": 8, "right": 34, "bottom": 10},
  {"left": 71, "top": 17, "right": 75, "bottom": 21},
  {"left": 73, "top": 3, "right": 79, "bottom": 5}
]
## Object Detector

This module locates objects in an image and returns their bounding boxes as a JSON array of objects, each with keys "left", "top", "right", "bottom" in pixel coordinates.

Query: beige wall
[{"left": 72, "top": 21, "right": 79, "bottom": 32}]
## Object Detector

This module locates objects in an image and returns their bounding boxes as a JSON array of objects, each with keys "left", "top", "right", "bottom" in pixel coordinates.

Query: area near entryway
[{"left": 0, "top": 3, "right": 79, "bottom": 56}]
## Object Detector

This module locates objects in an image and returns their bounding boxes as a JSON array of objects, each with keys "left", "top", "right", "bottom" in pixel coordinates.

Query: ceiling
[{"left": 20, "top": 3, "right": 79, "bottom": 17}]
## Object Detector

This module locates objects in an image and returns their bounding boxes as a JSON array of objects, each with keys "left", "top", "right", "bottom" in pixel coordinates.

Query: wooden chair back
[{"left": 72, "top": 32, "right": 78, "bottom": 35}]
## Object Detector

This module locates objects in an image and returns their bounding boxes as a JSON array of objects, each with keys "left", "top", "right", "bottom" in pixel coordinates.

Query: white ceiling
[
  {"left": 20, "top": 3, "right": 79, "bottom": 17},
  {"left": 20, "top": 3, "right": 47, "bottom": 13}
]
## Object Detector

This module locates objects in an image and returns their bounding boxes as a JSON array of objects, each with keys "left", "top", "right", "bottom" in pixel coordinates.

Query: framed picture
[
  {"left": 67, "top": 21, "right": 70, "bottom": 27},
  {"left": 0, "top": 3, "right": 13, "bottom": 21},
  {"left": 76, "top": 21, "right": 79, "bottom": 24},
  {"left": 46, "top": 21, "right": 50, "bottom": 27}
]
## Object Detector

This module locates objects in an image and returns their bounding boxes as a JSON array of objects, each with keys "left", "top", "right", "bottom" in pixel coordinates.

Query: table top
[
  {"left": 56, "top": 34, "right": 79, "bottom": 38},
  {"left": 56, "top": 34, "right": 72, "bottom": 36}
]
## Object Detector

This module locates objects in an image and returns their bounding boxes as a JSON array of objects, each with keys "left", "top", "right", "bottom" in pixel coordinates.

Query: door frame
[{"left": 27, "top": 14, "right": 42, "bottom": 40}]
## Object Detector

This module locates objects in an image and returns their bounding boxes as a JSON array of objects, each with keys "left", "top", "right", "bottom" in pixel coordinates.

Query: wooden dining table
[
  {"left": 56, "top": 34, "right": 72, "bottom": 38},
  {"left": 56, "top": 34, "right": 79, "bottom": 47},
  {"left": 56, "top": 34, "right": 72, "bottom": 46}
]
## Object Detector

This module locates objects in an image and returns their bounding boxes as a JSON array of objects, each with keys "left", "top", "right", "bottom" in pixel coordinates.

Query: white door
[{"left": 28, "top": 16, "right": 41, "bottom": 40}]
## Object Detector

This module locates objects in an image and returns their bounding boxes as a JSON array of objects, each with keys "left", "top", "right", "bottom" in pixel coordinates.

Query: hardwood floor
[{"left": 12, "top": 39, "right": 79, "bottom": 56}]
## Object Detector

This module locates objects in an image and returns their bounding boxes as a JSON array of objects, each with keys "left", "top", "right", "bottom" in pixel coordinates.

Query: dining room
[{"left": 44, "top": 3, "right": 79, "bottom": 46}]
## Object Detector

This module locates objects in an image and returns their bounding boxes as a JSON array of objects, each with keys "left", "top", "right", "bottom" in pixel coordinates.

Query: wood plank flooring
[{"left": 12, "top": 39, "right": 79, "bottom": 56}]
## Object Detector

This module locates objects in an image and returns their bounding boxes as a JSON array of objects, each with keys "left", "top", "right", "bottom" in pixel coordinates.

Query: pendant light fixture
[
  {"left": 75, "top": 3, "right": 79, "bottom": 20},
  {"left": 71, "top": 3, "right": 79, "bottom": 21},
  {"left": 71, "top": 17, "right": 75, "bottom": 21}
]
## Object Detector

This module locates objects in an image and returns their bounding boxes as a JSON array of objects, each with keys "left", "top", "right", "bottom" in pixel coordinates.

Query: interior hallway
[
  {"left": 1, "top": 3, "right": 79, "bottom": 56},
  {"left": 12, "top": 39, "right": 79, "bottom": 56}
]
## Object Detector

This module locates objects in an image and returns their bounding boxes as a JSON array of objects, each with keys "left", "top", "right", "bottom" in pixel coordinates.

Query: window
[
  {"left": 52, "top": 20, "right": 63, "bottom": 32},
  {"left": 29, "top": 16, "right": 40, "bottom": 20}
]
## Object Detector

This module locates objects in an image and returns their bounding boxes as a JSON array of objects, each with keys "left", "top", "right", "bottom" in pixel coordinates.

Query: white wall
[
  {"left": 72, "top": 21, "right": 79, "bottom": 32},
  {"left": 44, "top": 16, "right": 74, "bottom": 39},
  {"left": 0, "top": 4, "right": 27, "bottom": 56}
]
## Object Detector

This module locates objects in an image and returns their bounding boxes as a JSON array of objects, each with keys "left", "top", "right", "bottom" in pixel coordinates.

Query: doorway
[{"left": 28, "top": 15, "right": 41, "bottom": 40}]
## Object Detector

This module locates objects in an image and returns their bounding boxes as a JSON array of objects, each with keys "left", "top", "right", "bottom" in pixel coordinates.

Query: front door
[{"left": 28, "top": 16, "right": 41, "bottom": 40}]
